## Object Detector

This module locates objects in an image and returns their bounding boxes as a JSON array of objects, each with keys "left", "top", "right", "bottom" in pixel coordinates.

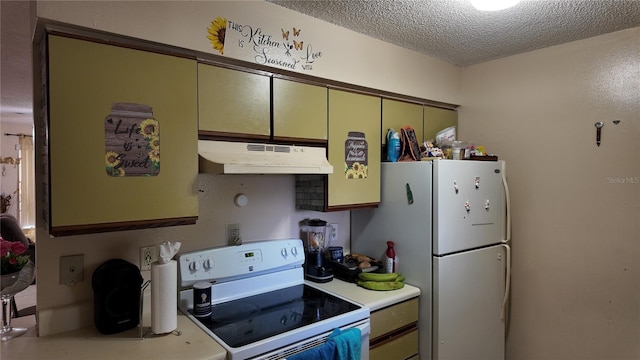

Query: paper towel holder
[{"left": 139, "top": 279, "right": 182, "bottom": 339}]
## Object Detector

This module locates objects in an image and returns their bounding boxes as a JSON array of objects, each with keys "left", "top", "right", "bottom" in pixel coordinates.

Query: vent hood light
[
  {"left": 198, "top": 140, "right": 333, "bottom": 175},
  {"left": 470, "top": 0, "right": 520, "bottom": 11}
]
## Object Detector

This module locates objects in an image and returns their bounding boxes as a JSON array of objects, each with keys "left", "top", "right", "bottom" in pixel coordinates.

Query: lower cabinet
[{"left": 369, "top": 297, "right": 420, "bottom": 360}]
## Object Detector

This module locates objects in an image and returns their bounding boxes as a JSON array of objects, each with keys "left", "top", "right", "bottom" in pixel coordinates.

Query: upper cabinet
[
  {"left": 272, "top": 78, "right": 327, "bottom": 144},
  {"left": 423, "top": 106, "right": 458, "bottom": 143},
  {"left": 326, "top": 89, "right": 381, "bottom": 210},
  {"left": 198, "top": 65, "right": 329, "bottom": 144},
  {"left": 295, "top": 89, "right": 381, "bottom": 211},
  {"left": 198, "top": 63, "right": 271, "bottom": 141},
  {"left": 382, "top": 99, "right": 424, "bottom": 145},
  {"left": 41, "top": 34, "right": 198, "bottom": 236}
]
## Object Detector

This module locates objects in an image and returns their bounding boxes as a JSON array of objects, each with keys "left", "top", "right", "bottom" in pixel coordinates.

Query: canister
[{"left": 193, "top": 282, "right": 212, "bottom": 317}]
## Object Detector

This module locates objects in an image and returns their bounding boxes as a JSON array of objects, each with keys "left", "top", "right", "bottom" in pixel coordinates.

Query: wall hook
[
  {"left": 613, "top": 120, "right": 621, "bottom": 125},
  {"left": 594, "top": 122, "right": 604, "bottom": 146}
]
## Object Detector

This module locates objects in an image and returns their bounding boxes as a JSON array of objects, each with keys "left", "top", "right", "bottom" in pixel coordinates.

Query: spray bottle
[
  {"left": 386, "top": 129, "right": 401, "bottom": 162},
  {"left": 384, "top": 241, "right": 396, "bottom": 273}
]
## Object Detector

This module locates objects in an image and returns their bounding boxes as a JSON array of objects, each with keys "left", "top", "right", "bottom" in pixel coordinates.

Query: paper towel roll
[{"left": 151, "top": 260, "right": 177, "bottom": 334}]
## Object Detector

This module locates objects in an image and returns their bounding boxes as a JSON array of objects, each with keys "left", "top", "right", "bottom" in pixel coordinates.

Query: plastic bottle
[
  {"left": 384, "top": 241, "right": 396, "bottom": 273},
  {"left": 386, "top": 129, "right": 401, "bottom": 162}
]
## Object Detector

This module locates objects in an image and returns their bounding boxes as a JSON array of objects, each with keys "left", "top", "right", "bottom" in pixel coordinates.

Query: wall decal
[
  {"left": 207, "top": 16, "right": 227, "bottom": 55},
  {"left": 206, "top": 16, "right": 324, "bottom": 72},
  {"left": 104, "top": 103, "right": 160, "bottom": 177},
  {"left": 344, "top": 131, "right": 368, "bottom": 179}
]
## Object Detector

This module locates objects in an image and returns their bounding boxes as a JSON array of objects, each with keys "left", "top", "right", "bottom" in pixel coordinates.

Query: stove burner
[
  {"left": 189, "top": 284, "right": 360, "bottom": 348},
  {"left": 210, "top": 301, "right": 261, "bottom": 323}
]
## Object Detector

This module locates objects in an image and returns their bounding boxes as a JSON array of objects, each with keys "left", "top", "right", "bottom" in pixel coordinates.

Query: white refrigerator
[{"left": 351, "top": 160, "right": 511, "bottom": 360}]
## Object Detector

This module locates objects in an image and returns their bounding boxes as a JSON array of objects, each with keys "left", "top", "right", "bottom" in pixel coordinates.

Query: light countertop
[
  {"left": 2, "top": 279, "right": 419, "bottom": 360},
  {"left": 306, "top": 278, "right": 421, "bottom": 312},
  {"left": 1, "top": 296, "right": 226, "bottom": 360}
]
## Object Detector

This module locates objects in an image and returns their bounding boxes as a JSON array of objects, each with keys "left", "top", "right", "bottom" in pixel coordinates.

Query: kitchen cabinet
[
  {"left": 296, "top": 89, "right": 381, "bottom": 211},
  {"left": 424, "top": 105, "right": 458, "bottom": 143},
  {"left": 272, "top": 78, "right": 327, "bottom": 144},
  {"left": 327, "top": 89, "right": 381, "bottom": 209},
  {"left": 41, "top": 34, "right": 198, "bottom": 236},
  {"left": 382, "top": 98, "right": 424, "bottom": 147},
  {"left": 369, "top": 298, "right": 420, "bottom": 360},
  {"left": 198, "top": 63, "right": 271, "bottom": 141}
]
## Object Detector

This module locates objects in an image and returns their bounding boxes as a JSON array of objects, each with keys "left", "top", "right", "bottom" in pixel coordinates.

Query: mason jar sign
[
  {"left": 344, "top": 131, "right": 368, "bottom": 179},
  {"left": 104, "top": 103, "right": 160, "bottom": 177}
]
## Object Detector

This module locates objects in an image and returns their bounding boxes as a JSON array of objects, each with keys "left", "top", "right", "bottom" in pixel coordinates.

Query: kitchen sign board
[
  {"left": 345, "top": 131, "right": 368, "bottom": 179},
  {"left": 104, "top": 102, "right": 160, "bottom": 177}
]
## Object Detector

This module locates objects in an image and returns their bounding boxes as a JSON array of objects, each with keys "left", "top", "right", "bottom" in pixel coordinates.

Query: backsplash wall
[{"left": 35, "top": 174, "right": 350, "bottom": 335}]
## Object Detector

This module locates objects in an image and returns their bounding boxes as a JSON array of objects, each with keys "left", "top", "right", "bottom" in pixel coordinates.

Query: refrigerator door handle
[
  {"left": 501, "top": 243, "right": 511, "bottom": 321},
  {"left": 501, "top": 161, "right": 511, "bottom": 244}
]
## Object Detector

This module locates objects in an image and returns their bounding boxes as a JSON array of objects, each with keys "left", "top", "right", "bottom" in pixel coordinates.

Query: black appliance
[
  {"left": 91, "top": 259, "right": 143, "bottom": 334},
  {"left": 301, "top": 219, "right": 334, "bottom": 283}
]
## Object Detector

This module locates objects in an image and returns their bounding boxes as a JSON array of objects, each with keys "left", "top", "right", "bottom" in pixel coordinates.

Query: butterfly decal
[
  {"left": 293, "top": 27, "right": 301, "bottom": 36},
  {"left": 281, "top": 28, "right": 290, "bottom": 40},
  {"left": 293, "top": 40, "right": 303, "bottom": 50}
]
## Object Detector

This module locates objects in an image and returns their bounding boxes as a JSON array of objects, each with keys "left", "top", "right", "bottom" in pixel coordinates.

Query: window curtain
[{"left": 18, "top": 134, "right": 35, "bottom": 232}]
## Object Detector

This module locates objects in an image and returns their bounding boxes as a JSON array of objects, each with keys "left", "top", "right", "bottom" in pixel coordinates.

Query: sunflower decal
[
  {"left": 207, "top": 17, "right": 227, "bottom": 55},
  {"left": 139, "top": 118, "right": 159, "bottom": 139},
  {"left": 345, "top": 162, "right": 368, "bottom": 180},
  {"left": 104, "top": 103, "right": 160, "bottom": 177},
  {"left": 105, "top": 151, "right": 123, "bottom": 176}
]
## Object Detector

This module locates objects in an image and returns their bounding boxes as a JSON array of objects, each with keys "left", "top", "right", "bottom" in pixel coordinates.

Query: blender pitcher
[{"left": 302, "top": 219, "right": 334, "bottom": 283}]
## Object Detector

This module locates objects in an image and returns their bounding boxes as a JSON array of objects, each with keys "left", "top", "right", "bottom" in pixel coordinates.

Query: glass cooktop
[{"left": 189, "top": 284, "right": 360, "bottom": 348}]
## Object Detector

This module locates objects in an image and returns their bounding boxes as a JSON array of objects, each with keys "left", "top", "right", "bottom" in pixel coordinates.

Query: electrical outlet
[
  {"left": 329, "top": 223, "right": 338, "bottom": 244},
  {"left": 60, "top": 254, "right": 84, "bottom": 286},
  {"left": 140, "top": 246, "right": 158, "bottom": 271},
  {"left": 227, "top": 223, "right": 241, "bottom": 245}
]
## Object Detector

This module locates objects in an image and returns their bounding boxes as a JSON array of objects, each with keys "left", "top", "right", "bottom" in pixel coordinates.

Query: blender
[{"left": 301, "top": 219, "right": 334, "bottom": 283}]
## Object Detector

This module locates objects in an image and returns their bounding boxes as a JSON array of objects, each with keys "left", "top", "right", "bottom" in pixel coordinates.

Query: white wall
[{"left": 459, "top": 28, "right": 640, "bottom": 360}]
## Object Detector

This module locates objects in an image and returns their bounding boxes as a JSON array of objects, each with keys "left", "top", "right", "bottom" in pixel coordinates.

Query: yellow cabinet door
[
  {"left": 327, "top": 89, "right": 381, "bottom": 209},
  {"left": 382, "top": 99, "right": 423, "bottom": 145},
  {"left": 198, "top": 63, "right": 270, "bottom": 140},
  {"left": 423, "top": 105, "right": 458, "bottom": 143},
  {"left": 46, "top": 35, "right": 198, "bottom": 235},
  {"left": 273, "top": 78, "right": 327, "bottom": 143}
]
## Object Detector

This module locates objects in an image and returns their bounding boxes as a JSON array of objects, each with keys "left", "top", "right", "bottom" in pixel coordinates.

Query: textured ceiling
[{"left": 267, "top": 0, "right": 640, "bottom": 66}]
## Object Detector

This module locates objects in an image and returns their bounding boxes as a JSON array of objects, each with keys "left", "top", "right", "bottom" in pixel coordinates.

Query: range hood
[{"left": 198, "top": 140, "right": 333, "bottom": 174}]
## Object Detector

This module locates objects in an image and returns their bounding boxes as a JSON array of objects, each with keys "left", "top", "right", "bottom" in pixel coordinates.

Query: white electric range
[{"left": 177, "top": 239, "right": 370, "bottom": 360}]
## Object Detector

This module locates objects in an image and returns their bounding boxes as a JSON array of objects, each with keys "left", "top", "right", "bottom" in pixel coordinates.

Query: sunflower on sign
[{"left": 207, "top": 16, "right": 227, "bottom": 55}]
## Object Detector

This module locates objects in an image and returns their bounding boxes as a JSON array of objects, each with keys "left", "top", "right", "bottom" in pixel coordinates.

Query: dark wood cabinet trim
[
  {"left": 369, "top": 322, "right": 419, "bottom": 349},
  {"left": 198, "top": 131, "right": 271, "bottom": 143},
  {"left": 50, "top": 217, "right": 198, "bottom": 237}
]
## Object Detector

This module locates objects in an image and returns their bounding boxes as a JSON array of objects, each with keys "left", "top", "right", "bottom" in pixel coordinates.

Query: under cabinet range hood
[{"left": 198, "top": 140, "right": 333, "bottom": 174}]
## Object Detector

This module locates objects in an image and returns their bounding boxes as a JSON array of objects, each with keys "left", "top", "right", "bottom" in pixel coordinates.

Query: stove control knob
[
  {"left": 281, "top": 248, "right": 288, "bottom": 258},
  {"left": 189, "top": 261, "right": 201, "bottom": 272},
  {"left": 203, "top": 258, "right": 213, "bottom": 270},
  {"left": 291, "top": 247, "right": 298, "bottom": 256}
]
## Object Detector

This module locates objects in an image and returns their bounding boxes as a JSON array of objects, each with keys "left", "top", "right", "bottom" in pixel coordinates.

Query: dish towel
[
  {"left": 330, "top": 328, "right": 362, "bottom": 360},
  {"left": 286, "top": 328, "right": 361, "bottom": 360},
  {"left": 287, "top": 340, "right": 336, "bottom": 360}
]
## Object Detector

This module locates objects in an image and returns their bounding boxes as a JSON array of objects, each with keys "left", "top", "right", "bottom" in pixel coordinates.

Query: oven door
[{"left": 251, "top": 318, "right": 370, "bottom": 360}]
